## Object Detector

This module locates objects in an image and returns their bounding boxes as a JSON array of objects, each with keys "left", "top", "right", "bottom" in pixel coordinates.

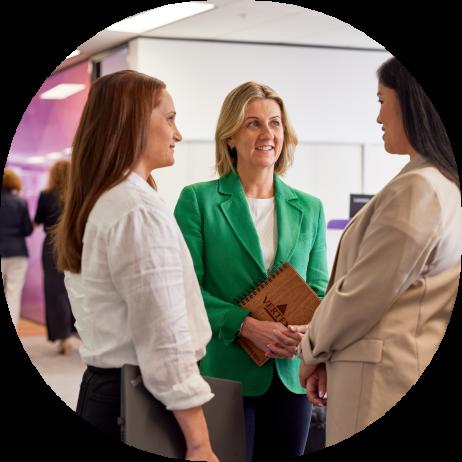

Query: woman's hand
[
  {"left": 287, "top": 324, "right": 309, "bottom": 335},
  {"left": 240, "top": 317, "right": 299, "bottom": 358},
  {"left": 265, "top": 324, "right": 308, "bottom": 359},
  {"left": 304, "top": 363, "right": 327, "bottom": 407}
]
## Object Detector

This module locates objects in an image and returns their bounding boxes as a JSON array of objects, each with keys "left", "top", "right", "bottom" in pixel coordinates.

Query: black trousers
[
  {"left": 42, "top": 238, "right": 75, "bottom": 341},
  {"left": 243, "top": 373, "right": 312, "bottom": 462},
  {"left": 76, "top": 366, "right": 121, "bottom": 441}
]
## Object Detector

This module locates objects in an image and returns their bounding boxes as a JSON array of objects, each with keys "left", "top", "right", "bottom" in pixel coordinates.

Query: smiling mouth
[{"left": 255, "top": 146, "right": 274, "bottom": 151}]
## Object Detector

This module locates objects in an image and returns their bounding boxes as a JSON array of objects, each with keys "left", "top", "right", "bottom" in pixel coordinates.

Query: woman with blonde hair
[
  {"left": 175, "top": 81, "right": 329, "bottom": 461},
  {"left": 1, "top": 168, "right": 33, "bottom": 328},
  {"left": 53, "top": 70, "right": 218, "bottom": 461},
  {"left": 34, "top": 159, "right": 75, "bottom": 354}
]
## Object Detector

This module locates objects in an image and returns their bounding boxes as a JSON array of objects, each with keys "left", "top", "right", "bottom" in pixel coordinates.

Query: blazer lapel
[
  {"left": 272, "top": 176, "right": 303, "bottom": 270},
  {"left": 218, "top": 172, "right": 267, "bottom": 274}
]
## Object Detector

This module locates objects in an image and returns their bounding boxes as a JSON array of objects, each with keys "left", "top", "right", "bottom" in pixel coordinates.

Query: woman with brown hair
[
  {"left": 0, "top": 168, "right": 33, "bottom": 329},
  {"left": 34, "top": 159, "right": 75, "bottom": 354},
  {"left": 54, "top": 70, "right": 218, "bottom": 461}
]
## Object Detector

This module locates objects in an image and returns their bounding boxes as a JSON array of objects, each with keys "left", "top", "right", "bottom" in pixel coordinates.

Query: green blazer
[{"left": 174, "top": 171, "right": 328, "bottom": 396}]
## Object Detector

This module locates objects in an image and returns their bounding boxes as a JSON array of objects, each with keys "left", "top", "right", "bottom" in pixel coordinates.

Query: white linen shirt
[{"left": 64, "top": 171, "right": 213, "bottom": 411}]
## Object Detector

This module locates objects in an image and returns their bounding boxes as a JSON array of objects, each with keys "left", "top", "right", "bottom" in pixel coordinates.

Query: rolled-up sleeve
[{"left": 107, "top": 207, "right": 213, "bottom": 410}]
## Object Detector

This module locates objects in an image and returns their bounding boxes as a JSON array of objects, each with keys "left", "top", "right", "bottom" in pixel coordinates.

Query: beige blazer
[{"left": 301, "top": 154, "right": 461, "bottom": 446}]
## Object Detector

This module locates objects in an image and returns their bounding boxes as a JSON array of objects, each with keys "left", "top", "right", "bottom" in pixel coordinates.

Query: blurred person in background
[
  {"left": 34, "top": 160, "right": 75, "bottom": 354},
  {"left": 1, "top": 168, "right": 33, "bottom": 329}
]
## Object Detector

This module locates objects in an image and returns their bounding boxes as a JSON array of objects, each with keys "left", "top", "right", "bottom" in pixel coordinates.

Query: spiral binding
[{"left": 236, "top": 262, "right": 288, "bottom": 306}]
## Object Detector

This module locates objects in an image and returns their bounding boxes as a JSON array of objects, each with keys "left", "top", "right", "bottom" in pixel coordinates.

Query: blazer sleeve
[
  {"left": 306, "top": 200, "right": 329, "bottom": 299},
  {"left": 175, "top": 187, "right": 250, "bottom": 346},
  {"left": 301, "top": 174, "right": 443, "bottom": 364}
]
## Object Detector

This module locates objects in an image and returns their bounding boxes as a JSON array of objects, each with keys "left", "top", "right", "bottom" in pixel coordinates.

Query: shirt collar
[{"left": 126, "top": 170, "right": 158, "bottom": 196}]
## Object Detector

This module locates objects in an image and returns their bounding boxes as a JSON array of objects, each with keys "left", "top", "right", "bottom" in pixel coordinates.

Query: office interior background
[{"left": 7, "top": 1, "right": 403, "bottom": 412}]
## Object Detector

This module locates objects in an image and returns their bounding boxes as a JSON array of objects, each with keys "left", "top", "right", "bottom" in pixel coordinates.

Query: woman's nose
[{"left": 259, "top": 124, "right": 272, "bottom": 138}]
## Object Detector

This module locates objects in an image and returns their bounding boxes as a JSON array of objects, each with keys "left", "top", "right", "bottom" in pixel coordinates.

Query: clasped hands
[{"left": 240, "top": 317, "right": 308, "bottom": 359}]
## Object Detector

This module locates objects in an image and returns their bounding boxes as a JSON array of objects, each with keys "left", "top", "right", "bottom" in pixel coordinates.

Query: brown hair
[
  {"left": 215, "top": 81, "right": 298, "bottom": 176},
  {"left": 2, "top": 168, "right": 22, "bottom": 192},
  {"left": 47, "top": 160, "right": 70, "bottom": 204},
  {"left": 54, "top": 70, "right": 166, "bottom": 273}
]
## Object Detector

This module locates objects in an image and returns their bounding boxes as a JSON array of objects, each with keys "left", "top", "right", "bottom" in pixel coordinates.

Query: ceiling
[{"left": 57, "top": 1, "right": 385, "bottom": 72}]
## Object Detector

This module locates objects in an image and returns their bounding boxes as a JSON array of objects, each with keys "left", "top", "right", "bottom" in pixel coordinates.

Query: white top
[
  {"left": 246, "top": 196, "right": 277, "bottom": 271},
  {"left": 64, "top": 171, "right": 213, "bottom": 411}
]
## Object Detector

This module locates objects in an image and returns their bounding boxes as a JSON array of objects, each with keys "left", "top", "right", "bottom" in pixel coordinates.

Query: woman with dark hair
[
  {"left": 377, "top": 57, "right": 458, "bottom": 188},
  {"left": 298, "top": 56, "right": 461, "bottom": 446},
  {"left": 34, "top": 160, "right": 75, "bottom": 354},
  {"left": 54, "top": 70, "right": 218, "bottom": 461},
  {"left": 0, "top": 168, "right": 33, "bottom": 329}
]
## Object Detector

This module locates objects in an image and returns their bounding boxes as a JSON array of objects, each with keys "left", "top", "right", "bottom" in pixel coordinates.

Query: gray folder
[{"left": 120, "top": 364, "right": 246, "bottom": 461}]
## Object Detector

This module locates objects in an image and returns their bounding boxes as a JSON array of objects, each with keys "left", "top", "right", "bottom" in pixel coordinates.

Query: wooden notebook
[{"left": 238, "top": 263, "right": 321, "bottom": 366}]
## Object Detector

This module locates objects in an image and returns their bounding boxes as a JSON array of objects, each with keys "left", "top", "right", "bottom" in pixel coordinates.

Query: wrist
[
  {"left": 186, "top": 439, "right": 212, "bottom": 452},
  {"left": 296, "top": 334, "right": 305, "bottom": 358},
  {"left": 238, "top": 317, "right": 248, "bottom": 337},
  {"left": 239, "top": 316, "right": 255, "bottom": 338},
  {"left": 296, "top": 343, "right": 302, "bottom": 358}
]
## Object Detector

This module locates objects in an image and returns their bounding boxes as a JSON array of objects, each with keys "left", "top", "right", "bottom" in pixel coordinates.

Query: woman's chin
[
  {"left": 164, "top": 155, "right": 175, "bottom": 167},
  {"left": 254, "top": 157, "right": 277, "bottom": 169},
  {"left": 152, "top": 158, "right": 175, "bottom": 170}
]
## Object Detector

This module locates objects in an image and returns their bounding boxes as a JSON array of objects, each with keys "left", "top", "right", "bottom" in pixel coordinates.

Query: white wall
[
  {"left": 130, "top": 38, "right": 388, "bottom": 143},
  {"left": 364, "top": 144, "right": 408, "bottom": 193},
  {"left": 128, "top": 38, "right": 409, "bottom": 271}
]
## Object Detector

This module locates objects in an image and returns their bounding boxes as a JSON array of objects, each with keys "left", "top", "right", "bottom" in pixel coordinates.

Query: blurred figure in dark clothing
[
  {"left": 1, "top": 168, "right": 33, "bottom": 329},
  {"left": 34, "top": 160, "right": 75, "bottom": 354}
]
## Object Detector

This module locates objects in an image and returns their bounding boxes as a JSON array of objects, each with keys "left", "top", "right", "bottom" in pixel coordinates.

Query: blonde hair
[
  {"left": 54, "top": 70, "right": 166, "bottom": 273},
  {"left": 215, "top": 82, "right": 298, "bottom": 176},
  {"left": 47, "top": 160, "right": 70, "bottom": 204},
  {"left": 2, "top": 168, "right": 22, "bottom": 192}
]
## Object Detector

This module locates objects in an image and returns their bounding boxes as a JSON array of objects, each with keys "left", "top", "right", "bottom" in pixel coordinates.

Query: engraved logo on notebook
[{"left": 263, "top": 296, "right": 289, "bottom": 325}]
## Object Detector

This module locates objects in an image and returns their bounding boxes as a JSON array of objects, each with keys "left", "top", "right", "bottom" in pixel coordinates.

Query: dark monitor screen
[{"left": 349, "top": 194, "right": 373, "bottom": 218}]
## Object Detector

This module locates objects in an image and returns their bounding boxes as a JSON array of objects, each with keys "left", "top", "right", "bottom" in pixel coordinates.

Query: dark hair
[
  {"left": 377, "top": 57, "right": 459, "bottom": 189},
  {"left": 53, "top": 70, "right": 166, "bottom": 273}
]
